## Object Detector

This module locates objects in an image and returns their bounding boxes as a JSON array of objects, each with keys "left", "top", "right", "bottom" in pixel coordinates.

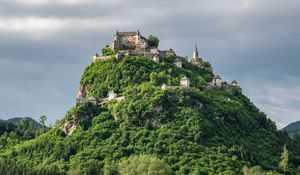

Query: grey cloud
[
  {"left": 243, "top": 76, "right": 300, "bottom": 128},
  {"left": 1, "top": 1, "right": 114, "bottom": 19}
]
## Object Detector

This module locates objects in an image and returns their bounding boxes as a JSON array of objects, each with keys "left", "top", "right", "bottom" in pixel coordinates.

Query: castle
[
  {"left": 92, "top": 30, "right": 187, "bottom": 64},
  {"left": 111, "top": 31, "right": 148, "bottom": 51},
  {"left": 77, "top": 30, "right": 239, "bottom": 106},
  {"left": 206, "top": 75, "right": 238, "bottom": 90}
]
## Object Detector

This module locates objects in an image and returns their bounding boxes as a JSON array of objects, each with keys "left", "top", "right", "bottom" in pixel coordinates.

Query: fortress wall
[{"left": 92, "top": 56, "right": 113, "bottom": 62}]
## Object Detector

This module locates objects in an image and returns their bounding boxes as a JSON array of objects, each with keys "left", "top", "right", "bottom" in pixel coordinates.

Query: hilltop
[
  {"left": 283, "top": 120, "right": 300, "bottom": 137},
  {"left": 0, "top": 31, "right": 299, "bottom": 175},
  {"left": 7, "top": 117, "right": 43, "bottom": 128},
  {"left": 0, "top": 117, "right": 47, "bottom": 153}
]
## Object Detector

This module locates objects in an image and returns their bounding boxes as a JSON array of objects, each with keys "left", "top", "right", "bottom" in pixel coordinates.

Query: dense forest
[
  {"left": 0, "top": 53, "right": 299, "bottom": 175},
  {"left": 0, "top": 118, "right": 47, "bottom": 151}
]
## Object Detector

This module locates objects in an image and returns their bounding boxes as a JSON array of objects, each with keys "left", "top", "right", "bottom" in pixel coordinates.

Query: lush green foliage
[
  {"left": 116, "top": 154, "right": 172, "bottom": 175},
  {"left": 102, "top": 46, "right": 114, "bottom": 56},
  {"left": 80, "top": 56, "right": 212, "bottom": 99},
  {"left": 0, "top": 118, "right": 46, "bottom": 151},
  {"left": 0, "top": 55, "right": 299, "bottom": 174},
  {"left": 147, "top": 35, "right": 160, "bottom": 47},
  {"left": 7, "top": 117, "right": 43, "bottom": 128}
]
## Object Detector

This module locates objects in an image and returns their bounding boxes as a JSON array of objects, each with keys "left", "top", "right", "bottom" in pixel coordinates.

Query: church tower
[
  {"left": 193, "top": 44, "right": 199, "bottom": 60},
  {"left": 191, "top": 44, "right": 203, "bottom": 68}
]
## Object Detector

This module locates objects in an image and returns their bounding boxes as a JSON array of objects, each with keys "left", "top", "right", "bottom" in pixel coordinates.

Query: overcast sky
[{"left": 0, "top": 0, "right": 299, "bottom": 128}]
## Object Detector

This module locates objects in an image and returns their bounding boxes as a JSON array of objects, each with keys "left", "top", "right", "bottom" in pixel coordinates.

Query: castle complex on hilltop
[
  {"left": 76, "top": 30, "right": 239, "bottom": 106},
  {"left": 92, "top": 30, "right": 187, "bottom": 64}
]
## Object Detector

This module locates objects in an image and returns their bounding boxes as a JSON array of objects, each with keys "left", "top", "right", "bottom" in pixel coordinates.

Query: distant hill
[
  {"left": 282, "top": 120, "right": 300, "bottom": 137},
  {"left": 7, "top": 117, "right": 43, "bottom": 128}
]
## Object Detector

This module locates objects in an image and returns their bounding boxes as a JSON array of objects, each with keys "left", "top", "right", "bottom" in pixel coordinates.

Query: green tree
[
  {"left": 147, "top": 35, "right": 159, "bottom": 47},
  {"left": 117, "top": 154, "right": 172, "bottom": 175},
  {"left": 243, "top": 165, "right": 262, "bottom": 175},
  {"left": 279, "top": 145, "right": 288, "bottom": 173},
  {"left": 54, "top": 119, "right": 61, "bottom": 127},
  {"left": 17, "top": 118, "right": 31, "bottom": 131},
  {"left": 202, "top": 61, "right": 211, "bottom": 68},
  {"left": 39, "top": 115, "right": 47, "bottom": 128},
  {"left": 102, "top": 46, "right": 114, "bottom": 56},
  {"left": 242, "top": 165, "right": 250, "bottom": 175}
]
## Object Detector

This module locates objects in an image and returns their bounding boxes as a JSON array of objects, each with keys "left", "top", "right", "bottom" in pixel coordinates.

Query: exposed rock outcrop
[{"left": 60, "top": 119, "right": 80, "bottom": 136}]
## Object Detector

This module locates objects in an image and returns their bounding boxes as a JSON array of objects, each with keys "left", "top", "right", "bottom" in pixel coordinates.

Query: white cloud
[
  {"left": 0, "top": 17, "right": 63, "bottom": 39},
  {"left": 0, "top": 16, "right": 133, "bottom": 40}
]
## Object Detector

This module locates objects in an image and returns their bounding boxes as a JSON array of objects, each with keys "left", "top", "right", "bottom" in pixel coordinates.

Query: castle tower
[
  {"left": 111, "top": 30, "right": 121, "bottom": 50},
  {"left": 180, "top": 76, "right": 190, "bottom": 88},
  {"left": 135, "top": 30, "right": 141, "bottom": 44},
  {"left": 191, "top": 44, "right": 203, "bottom": 68},
  {"left": 108, "top": 90, "right": 117, "bottom": 100},
  {"left": 174, "top": 58, "right": 182, "bottom": 68},
  {"left": 114, "top": 30, "right": 119, "bottom": 39},
  {"left": 212, "top": 75, "right": 222, "bottom": 87},
  {"left": 231, "top": 80, "right": 238, "bottom": 86}
]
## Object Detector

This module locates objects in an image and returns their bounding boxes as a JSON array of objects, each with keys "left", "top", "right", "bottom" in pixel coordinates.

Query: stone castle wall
[{"left": 92, "top": 55, "right": 112, "bottom": 62}]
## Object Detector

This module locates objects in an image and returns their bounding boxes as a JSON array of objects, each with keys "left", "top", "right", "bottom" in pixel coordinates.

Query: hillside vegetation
[
  {"left": 0, "top": 118, "right": 46, "bottom": 151},
  {"left": 0, "top": 55, "right": 299, "bottom": 175},
  {"left": 7, "top": 117, "right": 43, "bottom": 128}
]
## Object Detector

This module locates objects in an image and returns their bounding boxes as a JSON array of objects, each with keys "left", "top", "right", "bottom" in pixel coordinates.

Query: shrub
[
  {"left": 147, "top": 35, "right": 160, "bottom": 47},
  {"left": 102, "top": 47, "right": 114, "bottom": 56}
]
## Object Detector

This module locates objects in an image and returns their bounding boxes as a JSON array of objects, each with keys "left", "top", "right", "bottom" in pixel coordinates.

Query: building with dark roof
[
  {"left": 231, "top": 80, "right": 238, "bottom": 86},
  {"left": 180, "top": 76, "right": 190, "bottom": 88}
]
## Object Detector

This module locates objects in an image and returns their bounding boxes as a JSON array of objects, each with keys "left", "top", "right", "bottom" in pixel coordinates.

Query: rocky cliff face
[
  {"left": 77, "top": 85, "right": 89, "bottom": 98},
  {"left": 60, "top": 119, "right": 80, "bottom": 136},
  {"left": 59, "top": 103, "right": 102, "bottom": 135}
]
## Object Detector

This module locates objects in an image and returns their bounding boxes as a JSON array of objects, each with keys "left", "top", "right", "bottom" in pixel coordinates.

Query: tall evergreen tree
[{"left": 279, "top": 145, "right": 288, "bottom": 173}]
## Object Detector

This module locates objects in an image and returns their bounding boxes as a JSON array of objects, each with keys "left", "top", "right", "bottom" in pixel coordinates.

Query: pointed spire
[
  {"left": 137, "top": 30, "right": 140, "bottom": 36},
  {"left": 193, "top": 44, "right": 199, "bottom": 60},
  {"left": 214, "top": 74, "right": 221, "bottom": 80},
  {"left": 115, "top": 30, "right": 119, "bottom": 36}
]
